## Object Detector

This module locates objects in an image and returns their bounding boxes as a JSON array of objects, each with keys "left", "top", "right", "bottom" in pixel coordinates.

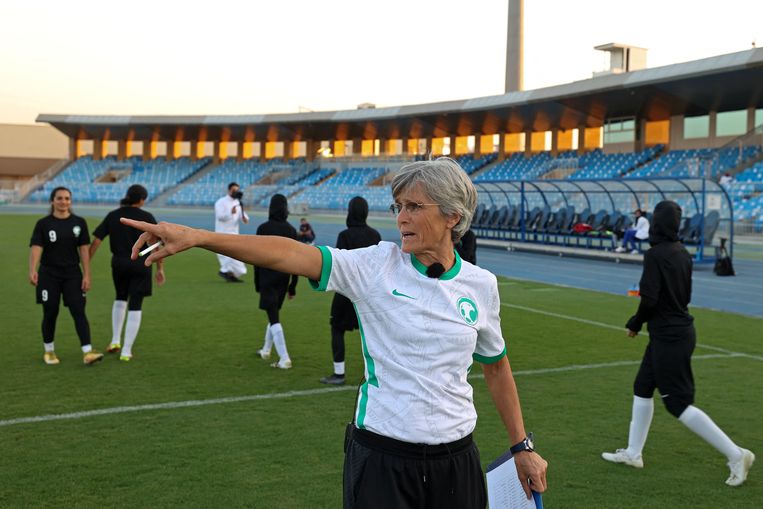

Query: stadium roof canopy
[{"left": 38, "top": 48, "right": 763, "bottom": 143}]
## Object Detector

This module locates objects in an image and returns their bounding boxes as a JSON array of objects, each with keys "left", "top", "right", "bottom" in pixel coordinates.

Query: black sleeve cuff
[{"left": 625, "top": 315, "right": 642, "bottom": 332}]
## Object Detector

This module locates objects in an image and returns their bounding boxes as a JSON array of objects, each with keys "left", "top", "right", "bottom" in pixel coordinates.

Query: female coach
[{"left": 121, "top": 158, "right": 548, "bottom": 508}]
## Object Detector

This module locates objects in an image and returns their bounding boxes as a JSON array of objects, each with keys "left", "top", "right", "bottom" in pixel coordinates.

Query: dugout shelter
[{"left": 472, "top": 177, "right": 732, "bottom": 262}]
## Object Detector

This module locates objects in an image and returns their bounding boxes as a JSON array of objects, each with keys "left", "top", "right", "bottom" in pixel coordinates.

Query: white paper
[{"left": 486, "top": 455, "right": 537, "bottom": 509}]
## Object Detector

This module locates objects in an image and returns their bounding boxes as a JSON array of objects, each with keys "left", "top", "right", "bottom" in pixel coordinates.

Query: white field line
[
  {"left": 0, "top": 354, "right": 738, "bottom": 429},
  {"left": 0, "top": 386, "right": 354, "bottom": 428},
  {"left": 502, "top": 303, "right": 763, "bottom": 362},
  {"left": 1, "top": 304, "right": 759, "bottom": 429},
  {"left": 470, "top": 353, "right": 735, "bottom": 379}
]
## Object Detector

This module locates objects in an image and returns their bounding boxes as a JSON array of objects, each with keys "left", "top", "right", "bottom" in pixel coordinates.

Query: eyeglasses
[{"left": 389, "top": 202, "right": 440, "bottom": 215}]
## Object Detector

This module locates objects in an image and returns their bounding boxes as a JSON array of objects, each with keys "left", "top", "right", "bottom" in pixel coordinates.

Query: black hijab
[{"left": 648, "top": 200, "right": 681, "bottom": 247}]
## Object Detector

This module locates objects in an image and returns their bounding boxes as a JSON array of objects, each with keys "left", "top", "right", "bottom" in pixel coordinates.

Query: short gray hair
[{"left": 391, "top": 157, "right": 477, "bottom": 242}]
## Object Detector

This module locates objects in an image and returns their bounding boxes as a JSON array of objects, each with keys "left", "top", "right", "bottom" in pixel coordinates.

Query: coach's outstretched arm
[{"left": 120, "top": 218, "right": 322, "bottom": 281}]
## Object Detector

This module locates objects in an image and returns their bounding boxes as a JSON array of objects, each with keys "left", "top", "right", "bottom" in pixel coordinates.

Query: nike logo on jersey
[{"left": 392, "top": 289, "right": 415, "bottom": 299}]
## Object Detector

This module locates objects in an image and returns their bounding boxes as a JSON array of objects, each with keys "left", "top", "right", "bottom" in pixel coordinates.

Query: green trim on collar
[
  {"left": 410, "top": 252, "right": 428, "bottom": 276},
  {"left": 410, "top": 249, "right": 462, "bottom": 280},
  {"left": 308, "top": 245, "right": 332, "bottom": 292},
  {"left": 441, "top": 250, "right": 462, "bottom": 280},
  {"left": 473, "top": 346, "right": 507, "bottom": 364}
]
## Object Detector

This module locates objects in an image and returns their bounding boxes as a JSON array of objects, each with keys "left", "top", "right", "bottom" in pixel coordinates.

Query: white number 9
[
  {"left": 41, "top": 289, "right": 48, "bottom": 302},
  {"left": 48, "top": 231, "right": 57, "bottom": 242}
]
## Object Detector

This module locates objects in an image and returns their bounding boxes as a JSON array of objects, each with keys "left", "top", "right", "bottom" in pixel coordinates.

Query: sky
[{"left": 1, "top": 0, "right": 762, "bottom": 125}]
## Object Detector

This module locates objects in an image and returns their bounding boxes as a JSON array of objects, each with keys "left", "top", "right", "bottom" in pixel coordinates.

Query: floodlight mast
[{"left": 505, "top": 0, "right": 524, "bottom": 93}]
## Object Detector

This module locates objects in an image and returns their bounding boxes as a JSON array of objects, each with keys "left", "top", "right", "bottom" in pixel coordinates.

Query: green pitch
[{"left": 1, "top": 214, "right": 760, "bottom": 508}]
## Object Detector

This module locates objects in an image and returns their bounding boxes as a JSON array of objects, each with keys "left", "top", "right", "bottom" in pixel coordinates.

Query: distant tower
[
  {"left": 593, "top": 43, "right": 648, "bottom": 77},
  {"left": 505, "top": 0, "right": 524, "bottom": 92}
]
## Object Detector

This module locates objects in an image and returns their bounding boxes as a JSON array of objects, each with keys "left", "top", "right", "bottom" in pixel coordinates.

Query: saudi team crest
[
  {"left": 457, "top": 297, "right": 478, "bottom": 325},
  {"left": 72, "top": 226, "right": 81, "bottom": 237}
]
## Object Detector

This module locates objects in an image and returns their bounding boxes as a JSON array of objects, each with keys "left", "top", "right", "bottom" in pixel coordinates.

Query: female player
[
  {"left": 90, "top": 184, "right": 165, "bottom": 361},
  {"left": 29, "top": 186, "right": 103, "bottom": 365}
]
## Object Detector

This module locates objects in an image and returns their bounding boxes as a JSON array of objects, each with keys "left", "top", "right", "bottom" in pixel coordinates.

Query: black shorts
[
  {"left": 258, "top": 282, "right": 288, "bottom": 311},
  {"left": 36, "top": 270, "right": 85, "bottom": 309},
  {"left": 634, "top": 328, "right": 696, "bottom": 405},
  {"left": 112, "top": 257, "right": 152, "bottom": 299},
  {"left": 331, "top": 293, "right": 359, "bottom": 331},
  {"left": 343, "top": 426, "right": 486, "bottom": 509}
]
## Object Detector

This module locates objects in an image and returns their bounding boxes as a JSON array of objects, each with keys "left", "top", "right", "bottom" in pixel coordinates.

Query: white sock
[
  {"left": 122, "top": 311, "right": 142, "bottom": 357},
  {"left": 261, "top": 324, "right": 273, "bottom": 353},
  {"left": 679, "top": 405, "right": 742, "bottom": 462},
  {"left": 111, "top": 300, "right": 127, "bottom": 344},
  {"left": 334, "top": 361, "right": 345, "bottom": 376},
  {"left": 626, "top": 395, "right": 654, "bottom": 457},
  {"left": 270, "top": 323, "right": 290, "bottom": 363},
  {"left": 44, "top": 342, "right": 55, "bottom": 353},
  {"left": 81, "top": 344, "right": 92, "bottom": 353}
]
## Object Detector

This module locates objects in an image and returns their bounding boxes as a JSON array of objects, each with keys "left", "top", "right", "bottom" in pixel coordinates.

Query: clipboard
[{"left": 486, "top": 450, "right": 543, "bottom": 509}]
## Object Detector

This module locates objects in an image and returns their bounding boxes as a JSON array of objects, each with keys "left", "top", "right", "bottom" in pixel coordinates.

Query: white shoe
[
  {"left": 726, "top": 448, "right": 755, "bottom": 486},
  {"left": 615, "top": 247, "right": 626, "bottom": 253},
  {"left": 630, "top": 249, "right": 640, "bottom": 255},
  {"left": 257, "top": 349, "right": 271, "bottom": 360},
  {"left": 602, "top": 449, "right": 644, "bottom": 468},
  {"left": 270, "top": 359, "right": 292, "bottom": 370}
]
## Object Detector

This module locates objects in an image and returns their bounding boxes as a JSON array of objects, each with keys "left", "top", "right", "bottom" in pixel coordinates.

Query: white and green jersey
[{"left": 310, "top": 241, "right": 506, "bottom": 444}]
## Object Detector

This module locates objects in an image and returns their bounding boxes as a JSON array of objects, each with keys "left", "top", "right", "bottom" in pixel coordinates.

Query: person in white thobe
[{"left": 214, "top": 183, "right": 249, "bottom": 281}]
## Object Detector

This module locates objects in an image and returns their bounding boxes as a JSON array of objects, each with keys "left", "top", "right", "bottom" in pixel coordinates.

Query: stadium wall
[{"left": 0, "top": 124, "right": 68, "bottom": 179}]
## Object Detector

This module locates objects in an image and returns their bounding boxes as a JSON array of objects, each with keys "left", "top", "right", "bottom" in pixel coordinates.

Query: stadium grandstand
[
  {"left": 3, "top": 47, "right": 763, "bottom": 262},
  {"left": 4, "top": 3, "right": 763, "bottom": 507}
]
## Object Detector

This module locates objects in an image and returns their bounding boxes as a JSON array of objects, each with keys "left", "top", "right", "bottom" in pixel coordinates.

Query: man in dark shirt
[
  {"left": 297, "top": 217, "right": 316, "bottom": 244},
  {"left": 90, "top": 185, "right": 165, "bottom": 361},
  {"left": 602, "top": 200, "right": 755, "bottom": 487}
]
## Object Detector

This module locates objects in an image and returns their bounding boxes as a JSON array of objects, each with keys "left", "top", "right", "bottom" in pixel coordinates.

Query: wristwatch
[{"left": 510, "top": 432, "right": 535, "bottom": 454}]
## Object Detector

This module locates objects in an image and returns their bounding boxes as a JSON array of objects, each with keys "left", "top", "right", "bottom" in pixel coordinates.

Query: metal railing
[{"left": 11, "top": 160, "right": 70, "bottom": 203}]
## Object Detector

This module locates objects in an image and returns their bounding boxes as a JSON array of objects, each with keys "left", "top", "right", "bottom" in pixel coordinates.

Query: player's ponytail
[{"left": 120, "top": 184, "right": 148, "bottom": 207}]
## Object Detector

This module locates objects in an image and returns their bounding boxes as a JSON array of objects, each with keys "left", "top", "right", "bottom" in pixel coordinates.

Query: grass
[{"left": 1, "top": 213, "right": 761, "bottom": 508}]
